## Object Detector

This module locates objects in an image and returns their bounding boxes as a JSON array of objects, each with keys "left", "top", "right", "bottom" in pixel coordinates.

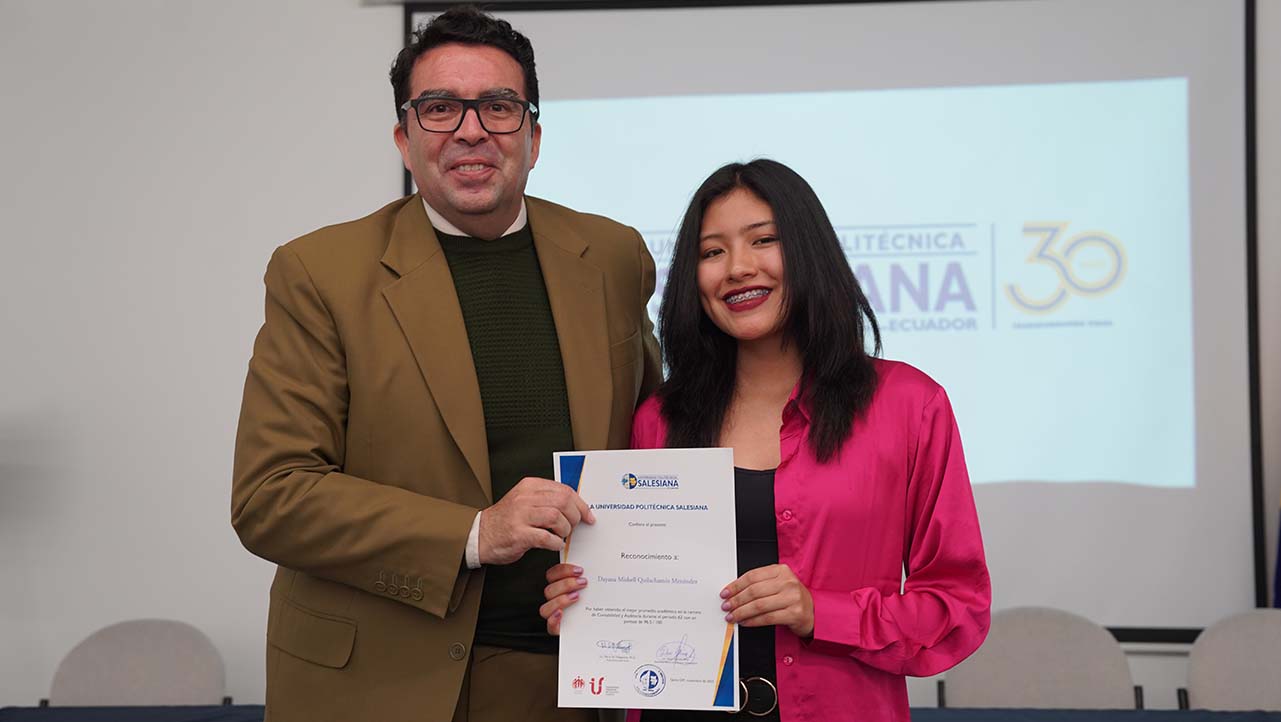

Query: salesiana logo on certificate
[{"left": 620, "top": 473, "right": 680, "bottom": 490}]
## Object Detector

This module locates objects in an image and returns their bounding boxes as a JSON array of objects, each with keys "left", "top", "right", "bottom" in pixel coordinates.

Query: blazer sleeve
[
  {"left": 634, "top": 228, "right": 663, "bottom": 402},
  {"left": 231, "top": 246, "right": 475, "bottom": 619},
  {"left": 807, "top": 387, "right": 991, "bottom": 676}
]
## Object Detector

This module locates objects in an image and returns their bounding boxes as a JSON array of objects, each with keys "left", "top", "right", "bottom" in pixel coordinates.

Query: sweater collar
[{"left": 420, "top": 197, "right": 528, "bottom": 238}]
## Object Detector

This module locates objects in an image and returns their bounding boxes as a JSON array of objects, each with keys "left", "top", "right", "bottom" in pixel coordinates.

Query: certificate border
[{"left": 555, "top": 450, "right": 740, "bottom": 710}]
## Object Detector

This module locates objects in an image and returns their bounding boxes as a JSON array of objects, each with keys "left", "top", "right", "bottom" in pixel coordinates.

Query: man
[{"left": 231, "top": 7, "right": 661, "bottom": 722}]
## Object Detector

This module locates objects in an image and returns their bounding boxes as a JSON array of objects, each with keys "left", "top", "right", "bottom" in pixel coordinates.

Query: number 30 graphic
[{"left": 1005, "top": 222, "right": 1127, "bottom": 314}]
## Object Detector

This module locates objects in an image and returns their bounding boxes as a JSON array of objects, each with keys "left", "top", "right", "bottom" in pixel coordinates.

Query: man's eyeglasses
[{"left": 400, "top": 95, "right": 539, "bottom": 134}]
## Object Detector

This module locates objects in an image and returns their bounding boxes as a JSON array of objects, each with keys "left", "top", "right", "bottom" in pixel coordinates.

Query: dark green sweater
[{"left": 437, "top": 223, "right": 573, "bottom": 654}]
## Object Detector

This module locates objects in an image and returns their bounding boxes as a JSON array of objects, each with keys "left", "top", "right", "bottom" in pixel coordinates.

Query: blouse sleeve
[
  {"left": 806, "top": 387, "right": 991, "bottom": 677},
  {"left": 629, "top": 396, "right": 666, "bottom": 450}
]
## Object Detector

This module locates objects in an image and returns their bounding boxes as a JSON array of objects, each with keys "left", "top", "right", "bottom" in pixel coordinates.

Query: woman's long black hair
[{"left": 656, "top": 159, "right": 882, "bottom": 463}]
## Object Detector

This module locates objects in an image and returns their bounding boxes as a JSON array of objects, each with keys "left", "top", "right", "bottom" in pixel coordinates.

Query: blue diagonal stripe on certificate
[
  {"left": 712, "top": 629, "right": 736, "bottom": 708},
  {"left": 559, "top": 454, "right": 586, "bottom": 491},
  {"left": 559, "top": 454, "right": 588, "bottom": 560}
]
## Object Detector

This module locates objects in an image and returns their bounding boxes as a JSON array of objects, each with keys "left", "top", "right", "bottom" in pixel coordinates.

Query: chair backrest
[
  {"left": 49, "top": 619, "right": 226, "bottom": 706},
  {"left": 1186, "top": 609, "right": 1281, "bottom": 710},
  {"left": 944, "top": 606, "right": 1135, "bottom": 709}
]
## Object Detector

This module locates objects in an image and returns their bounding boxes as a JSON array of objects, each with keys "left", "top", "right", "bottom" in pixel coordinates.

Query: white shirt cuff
[{"left": 465, "top": 511, "right": 482, "bottom": 569}]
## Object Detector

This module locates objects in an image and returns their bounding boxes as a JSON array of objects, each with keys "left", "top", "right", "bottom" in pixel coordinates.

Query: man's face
[{"left": 394, "top": 43, "right": 541, "bottom": 238}]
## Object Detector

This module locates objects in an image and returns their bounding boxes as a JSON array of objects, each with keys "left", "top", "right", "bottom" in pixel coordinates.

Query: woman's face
[{"left": 696, "top": 188, "right": 787, "bottom": 345}]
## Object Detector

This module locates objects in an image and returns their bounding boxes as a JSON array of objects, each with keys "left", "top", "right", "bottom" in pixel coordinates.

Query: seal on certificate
[{"left": 633, "top": 664, "right": 667, "bottom": 697}]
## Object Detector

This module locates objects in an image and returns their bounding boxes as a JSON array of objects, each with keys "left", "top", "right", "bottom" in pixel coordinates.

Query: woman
[{"left": 541, "top": 159, "right": 991, "bottom": 722}]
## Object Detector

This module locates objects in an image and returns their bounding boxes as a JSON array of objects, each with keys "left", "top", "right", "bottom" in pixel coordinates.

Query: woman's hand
[
  {"left": 721, "top": 564, "right": 814, "bottom": 638},
  {"left": 539, "top": 563, "right": 588, "bottom": 635}
]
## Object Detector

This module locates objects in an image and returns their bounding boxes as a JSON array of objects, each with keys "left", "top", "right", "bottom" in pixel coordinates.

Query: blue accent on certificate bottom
[
  {"left": 713, "top": 636, "right": 736, "bottom": 708},
  {"left": 559, "top": 454, "right": 586, "bottom": 492}
]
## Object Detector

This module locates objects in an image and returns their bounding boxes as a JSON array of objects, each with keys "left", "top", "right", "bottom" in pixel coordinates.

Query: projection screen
[{"left": 406, "top": 0, "right": 1258, "bottom": 637}]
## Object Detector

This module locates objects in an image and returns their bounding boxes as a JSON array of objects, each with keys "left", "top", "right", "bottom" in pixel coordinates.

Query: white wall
[
  {"left": 0, "top": 0, "right": 401, "bottom": 705},
  {"left": 0, "top": 0, "right": 1277, "bottom": 709}
]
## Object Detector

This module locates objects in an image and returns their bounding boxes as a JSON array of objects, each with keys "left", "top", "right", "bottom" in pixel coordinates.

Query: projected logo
[
  {"left": 841, "top": 223, "right": 983, "bottom": 334},
  {"left": 638, "top": 220, "right": 1125, "bottom": 334},
  {"left": 641, "top": 223, "right": 985, "bottom": 335},
  {"left": 643, "top": 231, "right": 677, "bottom": 323},
  {"left": 1005, "top": 222, "right": 1127, "bottom": 314}
]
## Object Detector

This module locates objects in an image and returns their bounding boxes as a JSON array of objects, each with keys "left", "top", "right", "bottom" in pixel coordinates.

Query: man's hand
[{"left": 478, "top": 477, "right": 596, "bottom": 566}]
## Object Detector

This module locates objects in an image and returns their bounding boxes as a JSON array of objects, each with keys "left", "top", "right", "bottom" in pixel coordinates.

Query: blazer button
[
  {"left": 782, "top": 655, "right": 794, "bottom": 666},
  {"left": 449, "top": 642, "right": 467, "bottom": 661},
  {"left": 781, "top": 510, "right": 793, "bottom": 521}
]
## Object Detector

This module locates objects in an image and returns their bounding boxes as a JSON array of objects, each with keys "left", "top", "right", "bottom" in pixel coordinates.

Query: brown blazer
[{"left": 232, "top": 195, "right": 662, "bottom": 722}]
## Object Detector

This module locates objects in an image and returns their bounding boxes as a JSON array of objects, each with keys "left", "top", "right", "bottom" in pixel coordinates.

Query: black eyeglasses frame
[{"left": 399, "top": 95, "right": 540, "bottom": 135}]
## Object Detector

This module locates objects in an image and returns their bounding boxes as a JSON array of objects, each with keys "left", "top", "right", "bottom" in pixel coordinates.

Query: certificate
[{"left": 554, "top": 448, "right": 739, "bottom": 712}]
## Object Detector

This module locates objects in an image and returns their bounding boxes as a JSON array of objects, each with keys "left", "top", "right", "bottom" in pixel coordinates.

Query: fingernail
[
  {"left": 721, "top": 601, "right": 730, "bottom": 611},
  {"left": 552, "top": 610, "right": 562, "bottom": 620},
  {"left": 568, "top": 591, "right": 580, "bottom": 600},
  {"left": 576, "top": 577, "right": 587, "bottom": 586},
  {"left": 724, "top": 613, "right": 733, "bottom": 622},
  {"left": 573, "top": 566, "right": 584, "bottom": 575},
  {"left": 720, "top": 589, "right": 730, "bottom": 599}
]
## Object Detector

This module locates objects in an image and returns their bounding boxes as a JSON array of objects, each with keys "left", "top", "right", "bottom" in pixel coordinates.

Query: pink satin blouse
[{"left": 625, "top": 358, "right": 991, "bottom": 722}]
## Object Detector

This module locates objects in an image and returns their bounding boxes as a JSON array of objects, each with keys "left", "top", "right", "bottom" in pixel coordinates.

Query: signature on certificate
[
  {"left": 597, "top": 639, "right": 635, "bottom": 653},
  {"left": 655, "top": 635, "right": 696, "bottom": 663}
]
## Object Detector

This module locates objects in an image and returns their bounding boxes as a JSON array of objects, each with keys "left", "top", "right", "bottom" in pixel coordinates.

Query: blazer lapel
[
  {"left": 528, "top": 199, "right": 613, "bottom": 453},
  {"left": 380, "top": 198, "right": 492, "bottom": 501}
]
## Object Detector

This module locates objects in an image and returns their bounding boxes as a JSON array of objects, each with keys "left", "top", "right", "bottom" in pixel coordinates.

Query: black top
[
  {"left": 644, "top": 467, "right": 781, "bottom": 721},
  {"left": 438, "top": 224, "right": 573, "bottom": 655}
]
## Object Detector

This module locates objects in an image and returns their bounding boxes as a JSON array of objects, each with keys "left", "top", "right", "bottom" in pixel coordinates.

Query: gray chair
[
  {"left": 45, "top": 619, "right": 227, "bottom": 706},
  {"left": 940, "top": 606, "right": 1140, "bottom": 709},
  {"left": 1179, "top": 609, "right": 1281, "bottom": 710}
]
